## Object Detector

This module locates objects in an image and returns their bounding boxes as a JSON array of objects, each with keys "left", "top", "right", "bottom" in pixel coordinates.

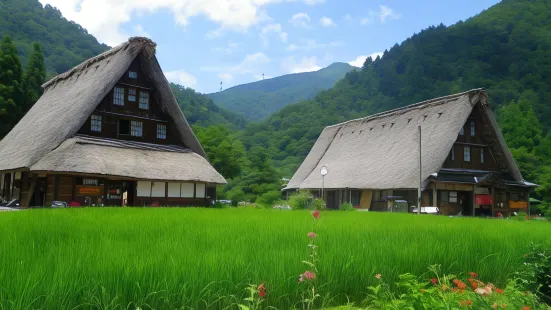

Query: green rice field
[{"left": 0, "top": 208, "right": 549, "bottom": 309}]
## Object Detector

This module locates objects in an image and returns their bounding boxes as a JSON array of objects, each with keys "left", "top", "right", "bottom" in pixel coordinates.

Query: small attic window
[
  {"left": 129, "top": 71, "right": 138, "bottom": 79},
  {"left": 407, "top": 118, "right": 412, "bottom": 124},
  {"left": 423, "top": 115, "right": 428, "bottom": 121},
  {"left": 390, "top": 122, "right": 395, "bottom": 128},
  {"left": 438, "top": 112, "right": 443, "bottom": 118}
]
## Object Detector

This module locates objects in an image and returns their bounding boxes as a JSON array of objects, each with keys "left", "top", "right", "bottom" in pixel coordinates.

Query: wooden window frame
[
  {"left": 128, "top": 88, "right": 137, "bottom": 102},
  {"left": 480, "top": 148, "right": 484, "bottom": 163},
  {"left": 90, "top": 115, "right": 102, "bottom": 132},
  {"left": 470, "top": 120, "right": 475, "bottom": 137},
  {"left": 130, "top": 120, "right": 143, "bottom": 137},
  {"left": 157, "top": 124, "right": 167, "bottom": 139},
  {"left": 464, "top": 146, "right": 471, "bottom": 162},
  {"left": 128, "top": 71, "right": 137, "bottom": 79},
  {"left": 139, "top": 91, "right": 149, "bottom": 110},
  {"left": 114, "top": 87, "right": 125, "bottom": 106}
]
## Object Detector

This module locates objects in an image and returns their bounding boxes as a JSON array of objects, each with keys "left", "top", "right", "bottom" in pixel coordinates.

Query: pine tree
[
  {"left": 0, "top": 35, "right": 24, "bottom": 138},
  {"left": 22, "top": 42, "right": 46, "bottom": 115}
]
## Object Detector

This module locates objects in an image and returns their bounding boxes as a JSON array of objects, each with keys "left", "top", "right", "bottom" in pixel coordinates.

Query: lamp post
[
  {"left": 417, "top": 125, "right": 422, "bottom": 215},
  {"left": 321, "top": 165, "right": 328, "bottom": 201}
]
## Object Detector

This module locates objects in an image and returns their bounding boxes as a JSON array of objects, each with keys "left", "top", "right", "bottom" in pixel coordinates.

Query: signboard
[
  {"left": 78, "top": 186, "right": 102, "bottom": 195},
  {"left": 475, "top": 194, "right": 493, "bottom": 205},
  {"left": 509, "top": 201, "right": 528, "bottom": 209}
]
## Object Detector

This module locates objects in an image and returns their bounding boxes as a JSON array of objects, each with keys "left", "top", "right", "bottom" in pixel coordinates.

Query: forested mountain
[
  {"left": 171, "top": 84, "right": 246, "bottom": 129},
  {"left": 237, "top": 0, "right": 551, "bottom": 205},
  {"left": 208, "top": 62, "right": 356, "bottom": 120},
  {"left": 0, "top": 0, "right": 108, "bottom": 74}
]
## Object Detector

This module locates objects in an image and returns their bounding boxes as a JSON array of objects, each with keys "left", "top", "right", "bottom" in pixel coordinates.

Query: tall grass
[{"left": 0, "top": 208, "right": 549, "bottom": 309}]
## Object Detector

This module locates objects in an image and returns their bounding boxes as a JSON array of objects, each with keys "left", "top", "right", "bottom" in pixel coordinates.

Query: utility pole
[
  {"left": 220, "top": 81, "right": 223, "bottom": 91},
  {"left": 417, "top": 125, "right": 422, "bottom": 215},
  {"left": 262, "top": 73, "right": 265, "bottom": 80}
]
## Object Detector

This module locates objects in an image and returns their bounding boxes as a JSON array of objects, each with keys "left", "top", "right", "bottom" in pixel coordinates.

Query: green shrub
[
  {"left": 312, "top": 198, "right": 326, "bottom": 210},
  {"left": 517, "top": 243, "right": 551, "bottom": 304},
  {"left": 256, "top": 190, "right": 282, "bottom": 206},
  {"left": 340, "top": 202, "right": 355, "bottom": 211},
  {"left": 288, "top": 190, "right": 312, "bottom": 210}
]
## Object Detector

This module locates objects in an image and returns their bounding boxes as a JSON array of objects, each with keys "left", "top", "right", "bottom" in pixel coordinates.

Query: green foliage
[
  {"left": 339, "top": 202, "right": 355, "bottom": 211},
  {"left": 0, "top": 0, "right": 108, "bottom": 74},
  {"left": 193, "top": 125, "right": 246, "bottom": 179},
  {"left": 255, "top": 190, "right": 282, "bottom": 206},
  {"left": 208, "top": 63, "right": 355, "bottom": 121},
  {"left": 311, "top": 198, "right": 326, "bottom": 210},
  {"left": 22, "top": 42, "right": 45, "bottom": 115},
  {"left": 516, "top": 243, "right": 551, "bottom": 304},
  {"left": 0, "top": 35, "right": 24, "bottom": 137},
  {"left": 171, "top": 83, "right": 246, "bottom": 129},
  {"left": 365, "top": 265, "right": 545, "bottom": 309},
  {"left": 288, "top": 190, "right": 313, "bottom": 210}
]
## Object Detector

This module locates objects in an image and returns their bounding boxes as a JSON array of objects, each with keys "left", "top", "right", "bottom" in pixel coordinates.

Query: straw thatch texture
[
  {"left": 286, "top": 89, "right": 523, "bottom": 190},
  {"left": 0, "top": 37, "right": 206, "bottom": 173},
  {"left": 31, "top": 136, "right": 226, "bottom": 184}
]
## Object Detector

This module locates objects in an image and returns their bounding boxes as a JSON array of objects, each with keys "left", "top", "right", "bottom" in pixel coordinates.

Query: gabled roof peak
[{"left": 42, "top": 37, "right": 157, "bottom": 90}]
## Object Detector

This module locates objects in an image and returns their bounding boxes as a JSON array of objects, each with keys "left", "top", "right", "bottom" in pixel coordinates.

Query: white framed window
[
  {"left": 181, "top": 183, "right": 194, "bottom": 198},
  {"left": 459, "top": 126, "right": 464, "bottom": 136},
  {"left": 91, "top": 115, "right": 102, "bottom": 132},
  {"left": 470, "top": 120, "right": 475, "bottom": 136},
  {"left": 139, "top": 91, "right": 149, "bottom": 110},
  {"left": 151, "top": 182, "right": 166, "bottom": 198},
  {"left": 114, "top": 87, "right": 124, "bottom": 106},
  {"left": 464, "top": 146, "right": 471, "bottom": 162},
  {"left": 128, "top": 88, "right": 137, "bottom": 102},
  {"left": 131, "top": 121, "right": 143, "bottom": 137},
  {"left": 449, "top": 191, "right": 458, "bottom": 203},
  {"left": 167, "top": 183, "right": 181, "bottom": 198},
  {"left": 157, "top": 124, "right": 167, "bottom": 139},
  {"left": 129, "top": 71, "right": 137, "bottom": 79},
  {"left": 137, "top": 181, "right": 151, "bottom": 197},
  {"left": 481, "top": 148, "right": 484, "bottom": 163}
]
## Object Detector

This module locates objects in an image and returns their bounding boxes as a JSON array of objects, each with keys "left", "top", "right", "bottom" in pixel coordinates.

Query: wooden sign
[
  {"left": 509, "top": 201, "right": 528, "bottom": 209},
  {"left": 78, "top": 186, "right": 102, "bottom": 195},
  {"left": 475, "top": 195, "right": 493, "bottom": 205}
]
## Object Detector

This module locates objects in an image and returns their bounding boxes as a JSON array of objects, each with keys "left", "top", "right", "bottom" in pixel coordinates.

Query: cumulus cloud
[
  {"left": 261, "top": 23, "right": 288, "bottom": 47},
  {"left": 281, "top": 56, "right": 322, "bottom": 74},
  {"left": 165, "top": 70, "right": 198, "bottom": 88},
  {"left": 361, "top": 5, "right": 401, "bottom": 25},
  {"left": 348, "top": 52, "right": 384, "bottom": 67},
  {"left": 286, "top": 39, "right": 343, "bottom": 51},
  {"left": 38, "top": 0, "right": 324, "bottom": 46},
  {"left": 289, "top": 12, "right": 312, "bottom": 29},
  {"left": 320, "top": 16, "right": 336, "bottom": 27}
]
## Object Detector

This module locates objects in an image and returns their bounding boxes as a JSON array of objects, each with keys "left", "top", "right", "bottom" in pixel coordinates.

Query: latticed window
[
  {"left": 481, "top": 148, "right": 484, "bottom": 163},
  {"left": 131, "top": 121, "right": 143, "bottom": 137},
  {"left": 91, "top": 115, "right": 102, "bottom": 132},
  {"left": 464, "top": 146, "right": 471, "bottom": 162},
  {"left": 83, "top": 179, "right": 98, "bottom": 186},
  {"left": 129, "top": 71, "right": 137, "bottom": 79},
  {"left": 139, "top": 91, "right": 149, "bottom": 110},
  {"left": 470, "top": 120, "right": 475, "bottom": 136},
  {"left": 157, "top": 124, "right": 167, "bottom": 139},
  {"left": 114, "top": 87, "right": 124, "bottom": 106},
  {"left": 128, "top": 88, "right": 137, "bottom": 102}
]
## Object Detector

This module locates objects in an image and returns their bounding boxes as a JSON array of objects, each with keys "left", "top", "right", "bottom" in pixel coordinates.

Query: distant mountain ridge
[{"left": 208, "top": 62, "right": 356, "bottom": 121}]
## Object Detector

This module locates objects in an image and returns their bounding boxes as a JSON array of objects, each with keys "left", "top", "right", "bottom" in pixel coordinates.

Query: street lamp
[{"left": 320, "top": 165, "right": 328, "bottom": 200}]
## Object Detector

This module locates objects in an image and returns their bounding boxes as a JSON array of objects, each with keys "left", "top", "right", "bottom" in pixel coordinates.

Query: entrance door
[
  {"left": 30, "top": 178, "right": 47, "bottom": 207},
  {"left": 2, "top": 173, "right": 11, "bottom": 200}
]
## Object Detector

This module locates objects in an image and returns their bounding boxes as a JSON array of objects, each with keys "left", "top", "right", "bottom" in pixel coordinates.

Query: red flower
[
  {"left": 521, "top": 307, "right": 530, "bottom": 310},
  {"left": 471, "top": 281, "right": 478, "bottom": 289},
  {"left": 430, "top": 278, "right": 437, "bottom": 285},
  {"left": 312, "top": 210, "right": 320, "bottom": 219},
  {"left": 303, "top": 271, "right": 316, "bottom": 280},
  {"left": 469, "top": 272, "right": 478, "bottom": 277},
  {"left": 307, "top": 232, "right": 317, "bottom": 239},
  {"left": 459, "top": 300, "right": 472, "bottom": 307},
  {"left": 258, "top": 283, "right": 266, "bottom": 298},
  {"left": 375, "top": 273, "right": 382, "bottom": 280},
  {"left": 495, "top": 288, "right": 504, "bottom": 294}
]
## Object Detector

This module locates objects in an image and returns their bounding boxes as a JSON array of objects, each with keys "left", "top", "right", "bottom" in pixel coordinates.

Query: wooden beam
[{"left": 21, "top": 174, "right": 37, "bottom": 208}]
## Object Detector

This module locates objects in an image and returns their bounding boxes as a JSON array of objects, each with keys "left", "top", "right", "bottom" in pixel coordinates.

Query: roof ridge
[
  {"left": 42, "top": 37, "right": 157, "bottom": 90},
  {"left": 326, "top": 88, "right": 485, "bottom": 129}
]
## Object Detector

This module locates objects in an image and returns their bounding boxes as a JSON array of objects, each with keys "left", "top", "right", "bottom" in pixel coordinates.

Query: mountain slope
[
  {"left": 240, "top": 0, "right": 551, "bottom": 180},
  {"left": 208, "top": 62, "right": 356, "bottom": 120},
  {"left": 0, "top": 0, "right": 109, "bottom": 74}
]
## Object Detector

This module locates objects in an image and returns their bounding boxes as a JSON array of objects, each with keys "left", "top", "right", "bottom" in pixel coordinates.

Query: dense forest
[
  {"left": 233, "top": 0, "right": 551, "bottom": 207},
  {"left": 208, "top": 62, "right": 355, "bottom": 120}
]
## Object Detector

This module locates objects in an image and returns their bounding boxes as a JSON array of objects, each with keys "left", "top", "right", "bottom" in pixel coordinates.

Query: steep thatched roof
[
  {"left": 31, "top": 136, "right": 226, "bottom": 184},
  {"left": 286, "top": 89, "right": 524, "bottom": 190},
  {"left": 0, "top": 37, "right": 217, "bottom": 182}
]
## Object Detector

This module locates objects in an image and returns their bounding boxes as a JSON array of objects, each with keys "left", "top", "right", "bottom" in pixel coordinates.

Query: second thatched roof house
[
  {"left": 286, "top": 89, "right": 536, "bottom": 216},
  {"left": 0, "top": 37, "right": 226, "bottom": 208}
]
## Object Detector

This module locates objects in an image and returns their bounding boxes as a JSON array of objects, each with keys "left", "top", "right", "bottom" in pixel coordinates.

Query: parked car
[{"left": 51, "top": 201, "right": 68, "bottom": 208}]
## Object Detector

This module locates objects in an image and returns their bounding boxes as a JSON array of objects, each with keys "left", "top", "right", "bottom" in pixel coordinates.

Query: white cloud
[
  {"left": 38, "top": 0, "right": 324, "bottom": 46},
  {"left": 361, "top": 5, "right": 401, "bottom": 25},
  {"left": 289, "top": 12, "right": 312, "bottom": 29},
  {"left": 165, "top": 70, "right": 198, "bottom": 88},
  {"left": 348, "top": 52, "right": 384, "bottom": 67},
  {"left": 201, "top": 52, "right": 271, "bottom": 75},
  {"left": 320, "top": 16, "right": 336, "bottom": 27},
  {"left": 281, "top": 56, "right": 322, "bottom": 74},
  {"left": 211, "top": 41, "right": 239, "bottom": 54},
  {"left": 286, "top": 39, "right": 343, "bottom": 51},
  {"left": 217, "top": 73, "right": 233, "bottom": 82},
  {"left": 261, "top": 23, "right": 288, "bottom": 47}
]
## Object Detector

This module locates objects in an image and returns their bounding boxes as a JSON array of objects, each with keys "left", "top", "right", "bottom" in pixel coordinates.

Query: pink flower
[
  {"left": 312, "top": 210, "right": 320, "bottom": 219},
  {"left": 303, "top": 271, "right": 316, "bottom": 280},
  {"left": 308, "top": 232, "right": 317, "bottom": 239},
  {"left": 375, "top": 273, "right": 382, "bottom": 280}
]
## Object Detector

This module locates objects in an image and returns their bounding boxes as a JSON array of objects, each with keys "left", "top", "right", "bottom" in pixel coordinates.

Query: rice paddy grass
[{"left": 0, "top": 208, "right": 549, "bottom": 309}]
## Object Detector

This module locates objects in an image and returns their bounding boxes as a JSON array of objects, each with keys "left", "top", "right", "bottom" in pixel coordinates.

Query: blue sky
[{"left": 40, "top": 0, "right": 500, "bottom": 94}]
